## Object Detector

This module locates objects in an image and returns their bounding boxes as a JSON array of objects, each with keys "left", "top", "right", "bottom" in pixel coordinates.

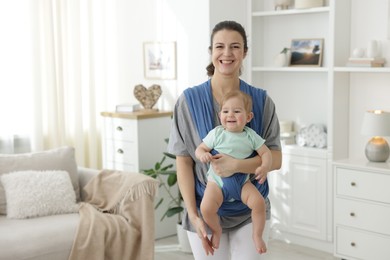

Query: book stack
[
  {"left": 346, "top": 57, "right": 386, "bottom": 67},
  {"left": 115, "top": 103, "right": 141, "bottom": 113}
]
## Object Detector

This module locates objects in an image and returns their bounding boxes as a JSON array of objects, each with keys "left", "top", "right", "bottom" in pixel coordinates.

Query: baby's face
[{"left": 220, "top": 96, "right": 251, "bottom": 132}]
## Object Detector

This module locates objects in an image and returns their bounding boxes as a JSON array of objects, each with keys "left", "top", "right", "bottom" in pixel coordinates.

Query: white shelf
[
  {"left": 334, "top": 158, "right": 390, "bottom": 172},
  {"left": 252, "top": 6, "right": 330, "bottom": 17},
  {"left": 252, "top": 67, "right": 329, "bottom": 72},
  {"left": 283, "top": 144, "right": 328, "bottom": 158},
  {"left": 334, "top": 67, "right": 390, "bottom": 73}
]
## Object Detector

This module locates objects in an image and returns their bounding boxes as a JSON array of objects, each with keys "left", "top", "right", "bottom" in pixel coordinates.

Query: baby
[{"left": 195, "top": 90, "right": 272, "bottom": 254}]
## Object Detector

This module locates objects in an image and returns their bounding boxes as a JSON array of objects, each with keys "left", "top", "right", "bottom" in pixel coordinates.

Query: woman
[{"left": 167, "top": 20, "right": 282, "bottom": 259}]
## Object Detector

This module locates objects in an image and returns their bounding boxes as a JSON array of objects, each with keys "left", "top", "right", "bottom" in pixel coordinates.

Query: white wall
[
  {"left": 113, "top": 0, "right": 210, "bottom": 112},
  {"left": 111, "top": 0, "right": 250, "bottom": 112}
]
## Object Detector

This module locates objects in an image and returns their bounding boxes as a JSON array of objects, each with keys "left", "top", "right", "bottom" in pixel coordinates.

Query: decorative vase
[
  {"left": 367, "top": 40, "right": 379, "bottom": 58},
  {"left": 274, "top": 48, "right": 291, "bottom": 67}
]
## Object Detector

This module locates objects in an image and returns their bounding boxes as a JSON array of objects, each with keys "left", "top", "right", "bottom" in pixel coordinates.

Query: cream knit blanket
[{"left": 69, "top": 169, "right": 159, "bottom": 260}]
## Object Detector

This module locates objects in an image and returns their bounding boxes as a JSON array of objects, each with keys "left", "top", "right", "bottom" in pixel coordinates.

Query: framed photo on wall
[
  {"left": 289, "top": 38, "right": 323, "bottom": 66},
  {"left": 143, "top": 41, "right": 176, "bottom": 79}
]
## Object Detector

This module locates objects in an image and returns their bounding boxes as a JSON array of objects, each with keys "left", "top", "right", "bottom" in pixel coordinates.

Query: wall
[
  {"left": 113, "top": 0, "right": 210, "bottom": 112},
  {"left": 111, "top": 0, "right": 249, "bottom": 112}
]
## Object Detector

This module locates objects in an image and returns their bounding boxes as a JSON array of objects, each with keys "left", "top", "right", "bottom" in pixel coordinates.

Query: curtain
[
  {"left": 30, "top": 0, "right": 119, "bottom": 168},
  {"left": 0, "top": 1, "right": 118, "bottom": 168},
  {"left": 0, "top": 1, "right": 34, "bottom": 154}
]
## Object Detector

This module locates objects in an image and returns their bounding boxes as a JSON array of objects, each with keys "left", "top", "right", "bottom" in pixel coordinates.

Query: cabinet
[
  {"left": 101, "top": 111, "right": 172, "bottom": 172},
  {"left": 101, "top": 110, "right": 177, "bottom": 239},
  {"left": 333, "top": 160, "right": 390, "bottom": 260},
  {"left": 246, "top": 0, "right": 390, "bottom": 253},
  {"left": 268, "top": 145, "right": 330, "bottom": 251}
]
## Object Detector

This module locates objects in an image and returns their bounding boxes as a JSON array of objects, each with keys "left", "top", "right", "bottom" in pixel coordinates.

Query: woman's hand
[
  {"left": 210, "top": 153, "right": 237, "bottom": 178},
  {"left": 190, "top": 215, "right": 215, "bottom": 255}
]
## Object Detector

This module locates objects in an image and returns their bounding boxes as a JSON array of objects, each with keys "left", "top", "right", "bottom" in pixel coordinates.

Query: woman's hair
[
  {"left": 220, "top": 90, "right": 253, "bottom": 113},
  {"left": 206, "top": 21, "right": 249, "bottom": 77}
]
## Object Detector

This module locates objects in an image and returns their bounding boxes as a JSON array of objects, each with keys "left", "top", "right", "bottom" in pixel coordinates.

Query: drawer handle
[
  {"left": 350, "top": 242, "right": 356, "bottom": 247},
  {"left": 117, "top": 149, "right": 124, "bottom": 154},
  {"left": 350, "top": 212, "right": 355, "bottom": 217},
  {"left": 116, "top": 126, "right": 123, "bottom": 131},
  {"left": 350, "top": 182, "right": 356, "bottom": 187}
]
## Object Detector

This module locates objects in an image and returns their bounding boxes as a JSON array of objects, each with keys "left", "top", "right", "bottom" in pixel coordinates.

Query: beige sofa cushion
[
  {"left": 0, "top": 213, "right": 80, "bottom": 260},
  {"left": 0, "top": 147, "right": 80, "bottom": 215}
]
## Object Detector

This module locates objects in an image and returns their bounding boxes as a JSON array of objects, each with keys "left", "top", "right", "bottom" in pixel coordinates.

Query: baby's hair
[{"left": 220, "top": 90, "right": 253, "bottom": 113}]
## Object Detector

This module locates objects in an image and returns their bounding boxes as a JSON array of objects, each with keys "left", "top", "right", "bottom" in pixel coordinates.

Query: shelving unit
[
  {"left": 245, "top": 0, "right": 390, "bottom": 255},
  {"left": 246, "top": 0, "right": 335, "bottom": 252}
]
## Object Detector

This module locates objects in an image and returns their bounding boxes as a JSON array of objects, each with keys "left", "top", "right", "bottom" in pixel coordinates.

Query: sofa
[{"left": 0, "top": 146, "right": 158, "bottom": 260}]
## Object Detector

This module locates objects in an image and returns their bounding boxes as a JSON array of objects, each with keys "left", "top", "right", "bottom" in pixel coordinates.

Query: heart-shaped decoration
[{"left": 133, "top": 84, "right": 162, "bottom": 110}]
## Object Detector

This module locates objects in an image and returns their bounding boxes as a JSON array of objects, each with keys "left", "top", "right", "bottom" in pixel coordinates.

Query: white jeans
[{"left": 187, "top": 220, "right": 270, "bottom": 260}]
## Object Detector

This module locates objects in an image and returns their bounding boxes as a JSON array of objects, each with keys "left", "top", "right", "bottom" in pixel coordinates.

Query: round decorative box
[{"left": 295, "top": 0, "right": 323, "bottom": 9}]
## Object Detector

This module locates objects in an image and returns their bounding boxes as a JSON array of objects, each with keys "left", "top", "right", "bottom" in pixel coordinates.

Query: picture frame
[
  {"left": 143, "top": 41, "right": 176, "bottom": 79},
  {"left": 289, "top": 38, "right": 323, "bottom": 66}
]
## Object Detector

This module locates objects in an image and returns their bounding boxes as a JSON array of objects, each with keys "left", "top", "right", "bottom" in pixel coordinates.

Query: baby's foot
[{"left": 253, "top": 235, "right": 267, "bottom": 254}]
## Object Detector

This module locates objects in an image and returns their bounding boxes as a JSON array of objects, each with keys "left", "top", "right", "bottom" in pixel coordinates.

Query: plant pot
[{"left": 176, "top": 223, "right": 192, "bottom": 253}]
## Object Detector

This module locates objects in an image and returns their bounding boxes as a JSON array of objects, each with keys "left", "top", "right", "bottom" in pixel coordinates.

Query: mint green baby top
[{"left": 202, "top": 125, "right": 266, "bottom": 187}]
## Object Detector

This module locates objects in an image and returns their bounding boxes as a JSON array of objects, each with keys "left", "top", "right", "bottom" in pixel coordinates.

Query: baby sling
[{"left": 184, "top": 79, "right": 269, "bottom": 216}]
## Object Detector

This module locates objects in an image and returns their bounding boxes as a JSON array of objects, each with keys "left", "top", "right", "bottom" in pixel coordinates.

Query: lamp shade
[{"left": 361, "top": 110, "right": 390, "bottom": 136}]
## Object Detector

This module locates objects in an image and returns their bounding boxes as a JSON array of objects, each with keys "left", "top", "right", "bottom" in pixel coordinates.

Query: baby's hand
[
  {"left": 199, "top": 153, "right": 213, "bottom": 163},
  {"left": 255, "top": 166, "right": 269, "bottom": 184}
]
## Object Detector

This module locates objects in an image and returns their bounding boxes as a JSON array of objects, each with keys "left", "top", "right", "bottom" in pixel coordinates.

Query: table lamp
[{"left": 361, "top": 110, "right": 390, "bottom": 162}]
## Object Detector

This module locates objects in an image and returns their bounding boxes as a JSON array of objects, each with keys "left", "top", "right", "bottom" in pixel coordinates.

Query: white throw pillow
[
  {"left": 0, "top": 146, "right": 80, "bottom": 215},
  {"left": 0, "top": 170, "right": 79, "bottom": 219}
]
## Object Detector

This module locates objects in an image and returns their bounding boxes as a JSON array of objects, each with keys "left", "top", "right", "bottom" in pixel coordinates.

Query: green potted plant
[
  {"left": 142, "top": 139, "right": 191, "bottom": 253},
  {"left": 142, "top": 148, "right": 183, "bottom": 222}
]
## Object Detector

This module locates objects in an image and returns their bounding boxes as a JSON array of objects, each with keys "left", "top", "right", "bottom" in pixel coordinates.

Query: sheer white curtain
[
  {"left": 0, "top": 1, "right": 34, "bottom": 154},
  {"left": 31, "top": 0, "right": 119, "bottom": 168},
  {"left": 0, "top": 1, "right": 118, "bottom": 168}
]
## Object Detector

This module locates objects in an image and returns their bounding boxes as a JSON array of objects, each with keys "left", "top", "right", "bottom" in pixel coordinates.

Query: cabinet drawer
[
  {"left": 104, "top": 118, "right": 137, "bottom": 142},
  {"left": 105, "top": 140, "right": 138, "bottom": 165},
  {"left": 335, "top": 226, "right": 390, "bottom": 260},
  {"left": 335, "top": 198, "right": 390, "bottom": 236},
  {"left": 336, "top": 168, "right": 390, "bottom": 203}
]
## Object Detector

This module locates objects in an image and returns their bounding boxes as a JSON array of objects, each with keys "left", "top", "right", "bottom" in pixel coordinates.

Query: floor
[{"left": 155, "top": 235, "right": 339, "bottom": 260}]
